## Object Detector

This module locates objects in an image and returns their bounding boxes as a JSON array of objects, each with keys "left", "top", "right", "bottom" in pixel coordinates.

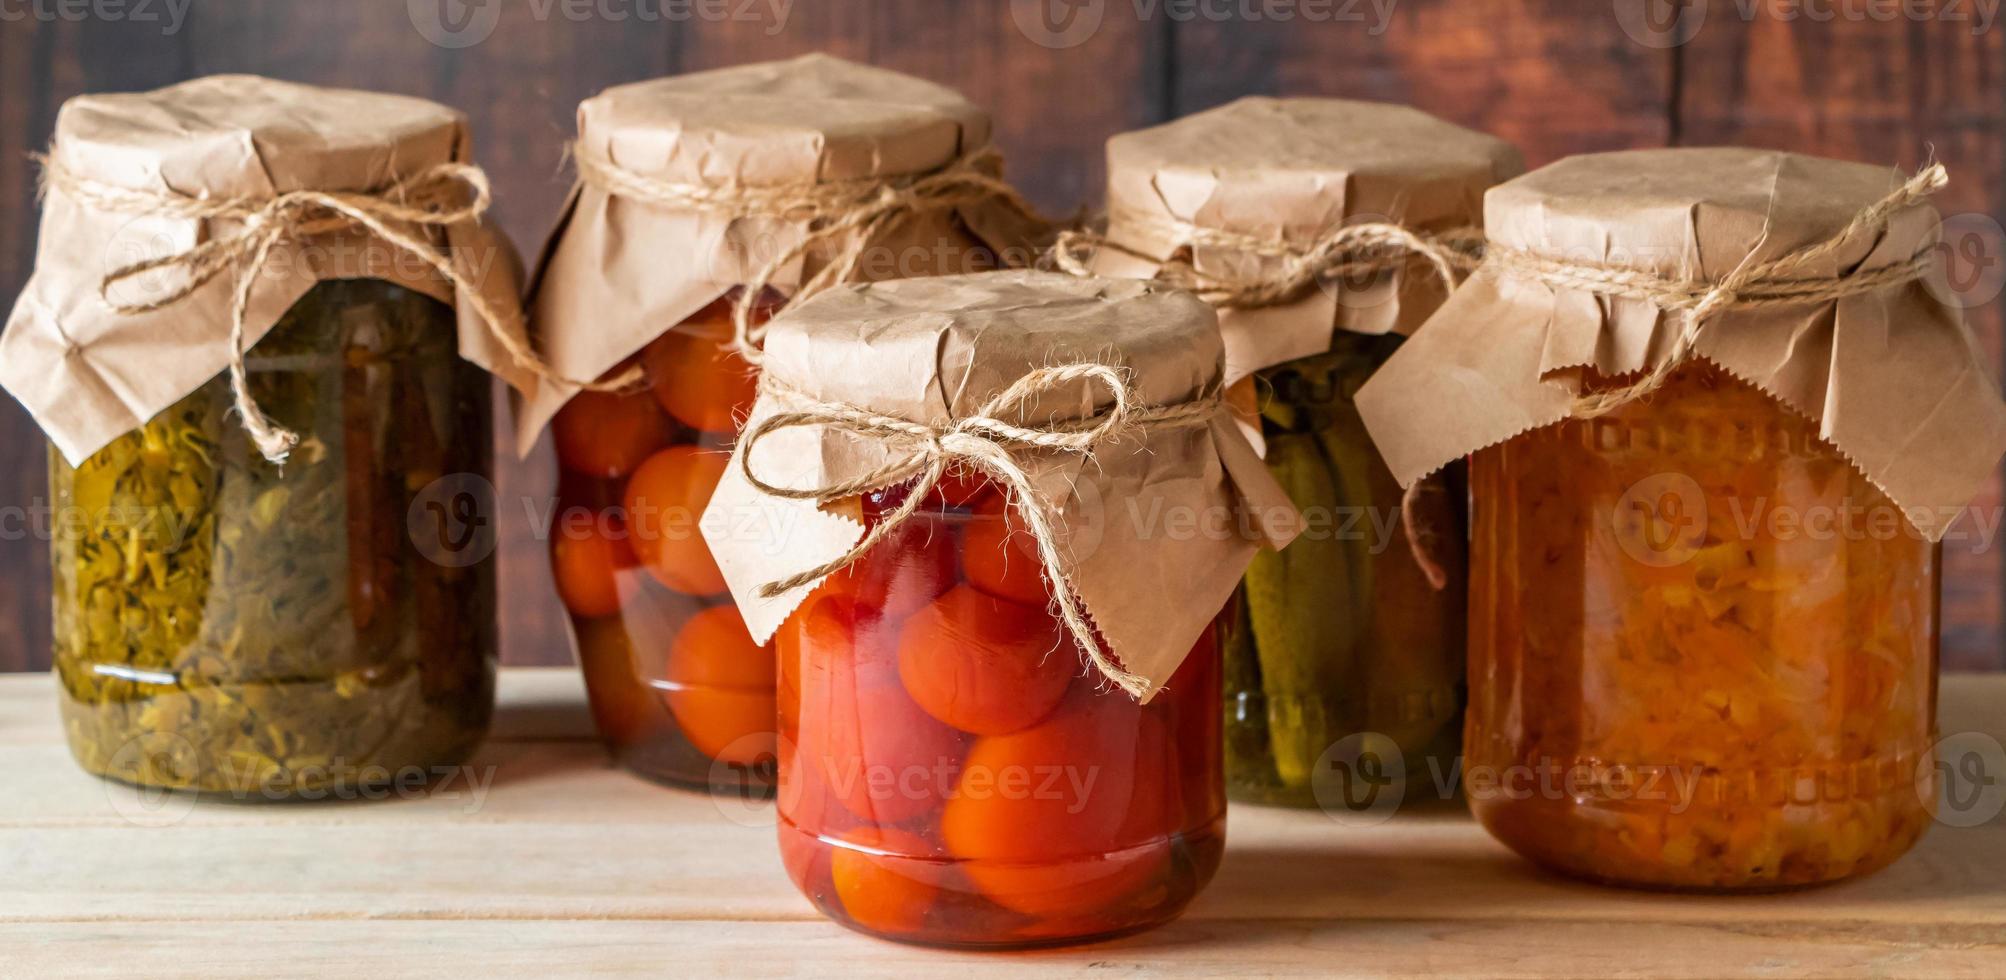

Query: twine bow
[
  {"left": 737, "top": 363, "right": 1223, "bottom": 698},
  {"left": 1481, "top": 163, "right": 1949, "bottom": 418},
  {"left": 42, "top": 158, "right": 569, "bottom": 464},
  {"left": 572, "top": 144, "right": 1052, "bottom": 365}
]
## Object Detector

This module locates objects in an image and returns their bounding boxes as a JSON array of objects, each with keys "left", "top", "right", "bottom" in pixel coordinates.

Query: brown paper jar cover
[
  {"left": 0, "top": 74, "right": 524, "bottom": 465},
  {"left": 701, "top": 270, "right": 1301, "bottom": 700},
  {"left": 520, "top": 53, "right": 1046, "bottom": 455},
  {"left": 1096, "top": 96, "right": 1524, "bottom": 382},
  {"left": 1356, "top": 147, "right": 2006, "bottom": 541}
]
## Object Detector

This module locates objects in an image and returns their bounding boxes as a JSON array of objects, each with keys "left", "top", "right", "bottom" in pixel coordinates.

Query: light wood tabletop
[{"left": 2, "top": 668, "right": 2001, "bottom": 979}]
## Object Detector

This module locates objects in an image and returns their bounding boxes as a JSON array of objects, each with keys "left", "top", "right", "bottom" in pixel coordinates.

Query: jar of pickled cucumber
[
  {"left": 701, "top": 271, "right": 1296, "bottom": 946},
  {"left": 526, "top": 56, "right": 1047, "bottom": 793},
  {"left": 1089, "top": 98, "right": 1523, "bottom": 807},
  {"left": 1357, "top": 148, "right": 2006, "bottom": 889},
  {"left": 1, "top": 77, "right": 518, "bottom": 798}
]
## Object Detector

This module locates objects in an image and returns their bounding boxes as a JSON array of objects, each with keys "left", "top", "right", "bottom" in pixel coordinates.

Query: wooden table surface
[{"left": 2, "top": 669, "right": 2001, "bottom": 979}]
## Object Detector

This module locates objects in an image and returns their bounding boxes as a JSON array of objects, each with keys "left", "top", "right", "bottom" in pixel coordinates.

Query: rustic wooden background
[{"left": 2, "top": 0, "right": 2002, "bottom": 672}]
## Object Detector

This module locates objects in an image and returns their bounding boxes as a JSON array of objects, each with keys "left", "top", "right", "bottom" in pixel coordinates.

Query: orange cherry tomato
[
  {"left": 663, "top": 604, "right": 778, "bottom": 766},
  {"left": 552, "top": 389, "right": 671, "bottom": 479},
  {"left": 940, "top": 687, "right": 1173, "bottom": 918},
  {"left": 550, "top": 509, "right": 635, "bottom": 618},
  {"left": 643, "top": 324, "right": 759, "bottom": 436},
  {"left": 961, "top": 494, "right": 1051, "bottom": 606},
  {"left": 822, "top": 516, "right": 958, "bottom": 623},
  {"left": 896, "top": 585, "right": 1072, "bottom": 736},
  {"left": 573, "top": 616, "right": 674, "bottom": 749},
  {"left": 624, "top": 446, "right": 728, "bottom": 595},
  {"left": 783, "top": 593, "right": 966, "bottom": 826},
  {"left": 830, "top": 826, "right": 947, "bottom": 937}
]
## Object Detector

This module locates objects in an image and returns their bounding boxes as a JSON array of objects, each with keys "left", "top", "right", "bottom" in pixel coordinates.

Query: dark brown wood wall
[{"left": 2, "top": 0, "right": 2001, "bottom": 671}]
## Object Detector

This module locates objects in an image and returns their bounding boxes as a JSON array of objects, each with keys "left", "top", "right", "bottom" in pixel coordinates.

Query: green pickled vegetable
[
  {"left": 1224, "top": 332, "right": 1468, "bottom": 808},
  {"left": 50, "top": 279, "right": 497, "bottom": 799}
]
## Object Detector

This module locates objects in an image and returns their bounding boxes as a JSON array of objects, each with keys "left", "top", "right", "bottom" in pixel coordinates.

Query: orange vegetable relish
[{"left": 1466, "top": 361, "right": 1938, "bottom": 890}]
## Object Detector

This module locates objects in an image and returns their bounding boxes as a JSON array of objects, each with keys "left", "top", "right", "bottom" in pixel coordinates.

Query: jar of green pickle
[
  {"left": 2, "top": 77, "right": 524, "bottom": 799},
  {"left": 1080, "top": 98, "right": 1523, "bottom": 807}
]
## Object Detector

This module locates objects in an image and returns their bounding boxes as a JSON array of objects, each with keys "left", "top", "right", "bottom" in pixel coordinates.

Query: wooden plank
[
  {"left": 7, "top": 917, "right": 2003, "bottom": 980},
  {"left": 1168, "top": 0, "right": 1676, "bottom": 165},
  {"left": 1676, "top": 2, "right": 2006, "bottom": 670},
  {"left": 0, "top": 669, "right": 2000, "bottom": 976}
]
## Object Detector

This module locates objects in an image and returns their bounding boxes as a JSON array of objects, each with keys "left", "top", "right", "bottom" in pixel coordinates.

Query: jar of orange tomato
[
  {"left": 702, "top": 271, "right": 1298, "bottom": 945},
  {"left": 523, "top": 57, "right": 1047, "bottom": 792},
  {"left": 1358, "top": 148, "right": 2006, "bottom": 889}
]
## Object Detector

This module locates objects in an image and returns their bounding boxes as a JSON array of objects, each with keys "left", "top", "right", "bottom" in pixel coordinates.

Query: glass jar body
[
  {"left": 774, "top": 495, "right": 1226, "bottom": 948},
  {"left": 1225, "top": 332, "right": 1467, "bottom": 807},
  {"left": 550, "top": 293, "right": 775, "bottom": 793},
  {"left": 1466, "top": 362, "right": 1938, "bottom": 890},
  {"left": 51, "top": 278, "right": 498, "bottom": 799}
]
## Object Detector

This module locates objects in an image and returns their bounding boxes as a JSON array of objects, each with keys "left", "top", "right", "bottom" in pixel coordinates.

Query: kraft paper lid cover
[
  {"left": 1099, "top": 96, "right": 1524, "bottom": 381},
  {"left": 1355, "top": 146, "right": 2006, "bottom": 541},
  {"left": 0, "top": 74, "right": 524, "bottom": 465},
  {"left": 701, "top": 269, "right": 1301, "bottom": 701},
  {"left": 522, "top": 54, "right": 1045, "bottom": 455}
]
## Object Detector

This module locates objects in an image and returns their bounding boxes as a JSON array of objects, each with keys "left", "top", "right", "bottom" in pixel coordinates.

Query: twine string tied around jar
[
  {"left": 571, "top": 143, "right": 1053, "bottom": 366},
  {"left": 737, "top": 362, "right": 1224, "bottom": 699},
  {"left": 41, "top": 158, "right": 593, "bottom": 464}
]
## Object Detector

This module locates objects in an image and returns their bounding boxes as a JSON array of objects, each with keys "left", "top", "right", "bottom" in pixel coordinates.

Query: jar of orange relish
[
  {"left": 524, "top": 56, "right": 1042, "bottom": 793},
  {"left": 703, "top": 271, "right": 1295, "bottom": 945},
  {"left": 1358, "top": 148, "right": 2006, "bottom": 889}
]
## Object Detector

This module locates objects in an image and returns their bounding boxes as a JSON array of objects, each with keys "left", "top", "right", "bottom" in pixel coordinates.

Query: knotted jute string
[
  {"left": 737, "top": 363, "right": 1223, "bottom": 698},
  {"left": 1053, "top": 213, "right": 1480, "bottom": 592},
  {"left": 572, "top": 144, "right": 1051, "bottom": 366},
  {"left": 1051, "top": 214, "right": 1485, "bottom": 311},
  {"left": 1481, "top": 163, "right": 1948, "bottom": 419},
  {"left": 41, "top": 158, "right": 575, "bottom": 464}
]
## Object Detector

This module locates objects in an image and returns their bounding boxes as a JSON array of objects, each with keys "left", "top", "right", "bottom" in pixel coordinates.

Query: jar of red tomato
[
  {"left": 1358, "top": 148, "right": 2006, "bottom": 889},
  {"left": 702, "top": 271, "right": 1298, "bottom": 946},
  {"left": 523, "top": 56, "right": 1047, "bottom": 792}
]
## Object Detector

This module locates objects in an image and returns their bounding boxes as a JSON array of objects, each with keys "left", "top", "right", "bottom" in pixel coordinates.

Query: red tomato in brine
[
  {"left": 624, "top": 446, "right": 728, "bottom": 595},
  {"left": 940, "top": 687, "right": 1173, "bottom": 918},
  {"left": 830, "top": 826, "right": 948, "bottom": 937},
  {"left": 821, "top": 517, "right": 958, "bottom": 624},
  {"left": 783, "top": 593, "right": 966, "bottom": 827},
  {"left": 961, "top": 495, "right": 1051, "bottom": 606},
  {"left": 896, "top": 585, "right": 1073, "bottom": 736}
]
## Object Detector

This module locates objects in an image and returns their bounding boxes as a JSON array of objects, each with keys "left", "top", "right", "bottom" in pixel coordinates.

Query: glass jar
[
  {"left": 773, "top": 482, "right": 1226, "bottom": 948},
  {"left": 549, "top": 291, "right": 779, "bottom": 793},
  {"left": 1466, "top": 361, "right": 1938, "bottom": 890},
  {"left": 51, "top": 278, "right": 497, "bottom": 799},
  {"left": 1224, "top": 331, "right": 1466, "bottom": 807}
]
